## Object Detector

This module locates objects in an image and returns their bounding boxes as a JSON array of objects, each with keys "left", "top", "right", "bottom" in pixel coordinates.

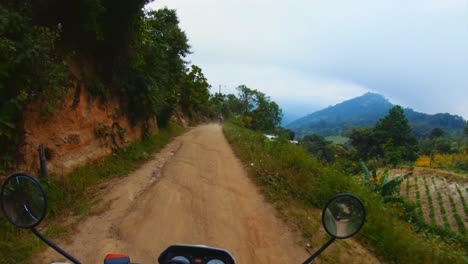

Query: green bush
[{"left": 1, "top": 2, "right": 213, "bottom": 173}]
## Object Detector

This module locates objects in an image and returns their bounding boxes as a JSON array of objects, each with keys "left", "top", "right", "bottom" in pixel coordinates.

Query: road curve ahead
[{"left": 39, "top": 124, "right": 308, "bottom": 263}]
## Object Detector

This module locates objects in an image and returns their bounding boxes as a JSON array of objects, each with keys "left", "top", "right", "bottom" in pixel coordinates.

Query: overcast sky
[{"left": 148, "top": 0, "right": 468, "bottom": 121}]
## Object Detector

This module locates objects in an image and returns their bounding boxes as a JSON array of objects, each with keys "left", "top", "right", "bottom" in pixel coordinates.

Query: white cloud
[
  {"left": 147, "top": 0, "right": 468, "bottom": 119},
  {"left": 201, "top": 63, "right": 370, "bottom": 107}
]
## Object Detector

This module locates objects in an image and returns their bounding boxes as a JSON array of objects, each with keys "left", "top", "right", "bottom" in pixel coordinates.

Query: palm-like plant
[{"left": 361, "top": 162, "right": 412, "bottom": 201}]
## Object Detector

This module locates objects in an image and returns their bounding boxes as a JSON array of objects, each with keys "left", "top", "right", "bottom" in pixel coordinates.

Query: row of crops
[{"left": 401, "top": 175, "right": 467, "bottom": 234}]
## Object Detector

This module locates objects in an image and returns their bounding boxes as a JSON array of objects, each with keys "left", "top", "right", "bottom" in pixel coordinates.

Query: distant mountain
[
  {"left": 278, "top": 100, "right": 321, "bottom": 126},
  {"left": 286, "top": 92, "right": 466, "bottom": 138}
]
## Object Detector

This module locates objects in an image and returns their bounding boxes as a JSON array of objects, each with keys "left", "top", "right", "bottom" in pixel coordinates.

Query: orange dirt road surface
[{"left": 38, "top": 124, "right": 309, "bottom": 263}]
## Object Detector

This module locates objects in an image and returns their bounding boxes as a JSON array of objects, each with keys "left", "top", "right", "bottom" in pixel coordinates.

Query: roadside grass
[
  {"left": 223, "top": 123, "right": 468, "bottom": 263},
  {"left": 0, "top": 125, "right": 185, "bottom": 263}
]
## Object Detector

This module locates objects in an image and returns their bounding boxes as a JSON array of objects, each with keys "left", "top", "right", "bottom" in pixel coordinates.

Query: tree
[
  {"left": 348, "top": 106, "right": 418, "bottom": 165},
  {"left": 430, "top": 127, "right": 444, "bottom": 138},
  {"left": 434, "top": 137, "right": 452, "bottom": 154},
  {"left": 250, "top": 94, "right": 282, "bottom": 132},
  {"left": 236, "top": 85, "right": 258, "bottom": 115},
  {"left": 418, "top": 138, "right": 434, "bottom": 156},
  {"left": 278, "top": 127, "right": 295, "bottom": 140},
  {"left": 224, "top": 94, "right": 244, "bottom": 117},
  {"left": 301, "top": 134, "right": 335, "bottom": 164},
  {"left": 374, "top": 106, "right": 418, "bottom": 164},
  {"left": 234, "top": 85, "right": 282, "bottom": 133},
  {"left": 127, "top": 8, "right": 190, "bottom": 125},
  {"left": 180, "top": 65, "right": 210, "bottom": 121},
  {"left": 348, "top": 127, "right": 381, "bottom": 160}
]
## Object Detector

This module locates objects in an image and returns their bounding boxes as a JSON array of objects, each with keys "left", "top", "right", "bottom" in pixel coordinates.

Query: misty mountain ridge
[{"left": 286, "top": 92, "right": 466, "bottom": 138}]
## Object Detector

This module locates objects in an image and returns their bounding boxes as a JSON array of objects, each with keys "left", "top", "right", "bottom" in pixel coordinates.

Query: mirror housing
[
  {"left": 0, "top": 173, "right": 47, "bottom": 229},
  {"left": 1, "top": 173, "right": 81, "bottom": 264},
  {"left": 322, "top": 193, "right": 366, "bottom": 239},
  {"left": 303, "top": 193, "right": 366, "bottom": 264}
]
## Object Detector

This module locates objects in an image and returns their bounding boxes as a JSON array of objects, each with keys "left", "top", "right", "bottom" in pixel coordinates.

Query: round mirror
[
  {"left": 322, "top": 193, "right": 365, "bottom": 239},
  {"left": 0, "top": 173, "right": 47, "bottom": 228}
]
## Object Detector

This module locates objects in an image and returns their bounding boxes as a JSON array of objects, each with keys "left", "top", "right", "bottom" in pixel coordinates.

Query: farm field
[{"left": 396, "top": 167, "right": 468, "bottom": 234}]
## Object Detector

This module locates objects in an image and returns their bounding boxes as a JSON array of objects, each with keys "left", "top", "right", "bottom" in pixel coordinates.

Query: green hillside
[{"left": 287, "top": 93, "right": 466, "bottom": 138}]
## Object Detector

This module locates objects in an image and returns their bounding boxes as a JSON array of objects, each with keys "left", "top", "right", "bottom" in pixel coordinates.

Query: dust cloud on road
[{"left": 39, "top": 124, "right": 308, "bottom": 263}]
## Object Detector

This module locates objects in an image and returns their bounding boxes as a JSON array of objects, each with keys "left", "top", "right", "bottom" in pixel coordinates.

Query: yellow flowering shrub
[
  {"left": 415, "top": 152, "right": 468, "bottom": 170},
  {"left": 433, "top": 154, "right": 454, "bottom": 167},
  {"left": 415, "top": 155, "right": 431, "bottom": 167}
]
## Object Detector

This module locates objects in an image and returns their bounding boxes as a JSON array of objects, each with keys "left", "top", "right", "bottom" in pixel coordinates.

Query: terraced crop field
[{"left": 397, "top": 167, "right": 468, "bottom": 234}]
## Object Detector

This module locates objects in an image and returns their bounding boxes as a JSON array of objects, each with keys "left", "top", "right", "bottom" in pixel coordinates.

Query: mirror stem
[
  {"left": 32, "top": 227, "right": 81, "bottom": 264},
  {"left": 302, "top": 237, "right": 335, "bottom": 264}
]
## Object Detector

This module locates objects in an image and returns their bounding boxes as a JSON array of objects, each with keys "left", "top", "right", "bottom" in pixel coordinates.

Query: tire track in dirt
[
  {"left": 35, "top": 124, "right": 379, "bottom": 263},
  {"left": 36, "top": 125, "right": 308, "bottom": 263}
]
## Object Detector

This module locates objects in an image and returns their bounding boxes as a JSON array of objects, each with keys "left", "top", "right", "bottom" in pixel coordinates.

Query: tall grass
[
  {"left": 223, "top": 123, "right": 467, "bottom": 263},
  {"left": 0, "top": 125, "right": 185, "bottom": 263}
]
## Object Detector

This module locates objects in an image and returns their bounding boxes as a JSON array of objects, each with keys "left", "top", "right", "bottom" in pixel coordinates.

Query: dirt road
[{"left": 38, "top": 124, "right": 309, "bottom": 263}]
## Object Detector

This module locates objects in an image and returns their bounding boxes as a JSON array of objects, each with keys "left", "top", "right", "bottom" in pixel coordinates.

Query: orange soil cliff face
[{"left": 19, "top": 85, "right": 157, "bottom": 177}]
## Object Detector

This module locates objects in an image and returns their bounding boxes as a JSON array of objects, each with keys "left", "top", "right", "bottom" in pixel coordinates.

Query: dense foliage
[
  {"left": 0, "top": 1, "right": 70, "bottom": 172},
  {"left": 360, "top": 162, "right": 411, "bottom": 200},
  {"left": 348, "top": 106, "right": 418, "bottom": 165},
  {"left": 123, "top": 8, "right": 191, "bottom": 126},
  {"left": 179, "top": 65, "right": 211, "bottom": 123},
  {"left": 210, "top": 85, "right": 283, "bottom": 133},
  {"left": 374, "top": 106, "right": 419, "bottom": 162},
  {"left": 300, "top": 134, "right": 336, "bottom": 164},
  {"left": 0, "top": 1, "right": 214, "bottom": 172}
]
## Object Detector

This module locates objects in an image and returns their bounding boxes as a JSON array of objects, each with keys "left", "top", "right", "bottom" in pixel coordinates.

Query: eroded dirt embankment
[
  {"left": 37, "top": 124, "right": 378, "bottom": 263},
  {"left": 20, "top": 86, "right": 157, "bottom": 176}
]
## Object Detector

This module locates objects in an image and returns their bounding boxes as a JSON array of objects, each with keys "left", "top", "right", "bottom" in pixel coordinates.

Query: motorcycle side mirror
[
  {"left": 1, "top": 173, "right": 47, "bottom": 228},
  {"left": 303, "top": 193, "right": 366, "bottom": 264},
  {"left": 0, "top": 173, "right": 81, "bottom": 264},
  {"left": 322, "top": 193, "right": 366, "bottom": 239}
]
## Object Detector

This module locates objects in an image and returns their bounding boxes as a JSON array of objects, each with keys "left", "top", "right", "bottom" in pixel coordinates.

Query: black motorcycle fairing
[{"left": 158, "top": 244, "right": 236, "bottom": 264}]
